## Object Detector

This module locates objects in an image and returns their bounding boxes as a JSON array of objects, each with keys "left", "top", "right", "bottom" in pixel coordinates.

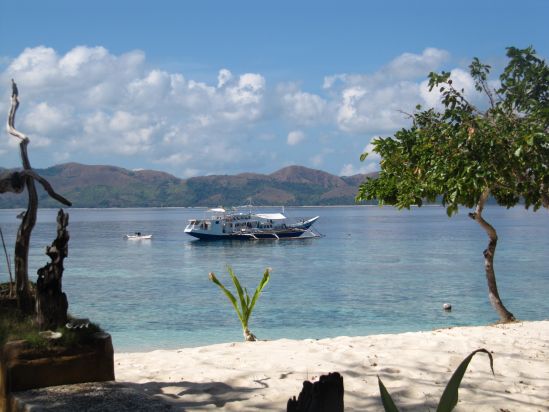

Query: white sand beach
[{"left": 114, "top": 321, "right": 549, "bottom": 411}]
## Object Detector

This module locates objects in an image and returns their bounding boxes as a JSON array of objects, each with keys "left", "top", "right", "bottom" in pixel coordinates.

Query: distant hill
[{"left": 0, "top": 163, "right": 378, "bottom": 208}]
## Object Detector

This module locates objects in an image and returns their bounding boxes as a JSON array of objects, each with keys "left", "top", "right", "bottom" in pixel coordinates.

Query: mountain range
[{"left": 0, "top": 163, "right": 378, "bottom": 208}]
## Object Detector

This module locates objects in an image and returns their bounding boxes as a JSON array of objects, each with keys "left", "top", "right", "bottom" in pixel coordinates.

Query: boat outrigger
[{"left": 184, "top": 207, "right": 320, "bottom": 240}]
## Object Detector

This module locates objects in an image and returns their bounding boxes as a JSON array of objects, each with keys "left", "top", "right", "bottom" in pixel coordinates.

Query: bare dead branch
[
  {"left": 6, "top": 79, "right": 28, "bottom": 142},
  {"left": 24, "top": 169, "right": 72, "bottom": 206},
  {"left": 4, "top": 80, "right": 72, "bottom": 206},
  {"left": 396, "top": 109, "right": 415, "bottom": 119}
]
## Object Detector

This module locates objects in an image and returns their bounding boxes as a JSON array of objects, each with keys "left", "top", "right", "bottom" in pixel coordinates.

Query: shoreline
[{"left": 114, "top": 320, "right": 549, "bottom": 411}]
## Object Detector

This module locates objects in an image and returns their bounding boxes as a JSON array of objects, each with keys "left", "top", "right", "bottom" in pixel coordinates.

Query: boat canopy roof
[
  {"left": 209, "top": 208, "right": 226, "bottom": 213},
  {"left": 255, "top": 213, "right": 286, "bottom": 220}
]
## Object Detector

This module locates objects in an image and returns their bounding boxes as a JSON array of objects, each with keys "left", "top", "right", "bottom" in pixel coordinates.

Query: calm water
[{"left": 0, "top": 206, "right": 547, "bottom": 352}]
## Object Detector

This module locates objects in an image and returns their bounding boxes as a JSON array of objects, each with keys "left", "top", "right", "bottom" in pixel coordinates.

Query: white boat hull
[{"left": 125, "top": 234, "right": 152, "bottom": 240}]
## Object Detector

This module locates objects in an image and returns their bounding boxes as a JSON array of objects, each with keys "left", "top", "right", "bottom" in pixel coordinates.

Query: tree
[
  {"left": 357, "top": 47, "right": 549, "bottom": 323},
  {"left": 4, "top": 79, "right": 71, "bottom": 317}
]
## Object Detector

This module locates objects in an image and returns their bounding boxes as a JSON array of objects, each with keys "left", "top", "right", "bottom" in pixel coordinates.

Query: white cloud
[
  {"left": 323, "top": 74, "right": 347, "bottom": 89},
  {"left": 79, "top": 110, "right": 155, "bottom": 155},
  {"left": 340, "top": 139, "right": 382, "bottom": 176},
  {"left": 0, "top": 45, "right": 271, "bottom": 175},
  {"left": 324, "top": 48, "right": 452, "bottom": 134},
  {"left": 217, "top": 68, "right": 232, "bottom": 88},
  {"left": 1, "top": 45, "right": 491, "bottom": 178},
  {"left": 226, "top": 73, "right": 265, "bottom": 105},
  {"left": 7, "top": 46, "right": 59, "bottom": 88},
  {"left": 22, "top": 102, "right": 72, "bottom": 135},
  {"left": 287, "top": 130, "right": 305, "bottom": 146},
  {"left": 127, "top": 69, "right": 172, "bottom": 104},
  {"left": 280, "top": 87, "right": 327, "bottom": 125},
  {"left": 59, "top": 46, "right": 110, "bottom": 77},
  {"left": 419, "top": 67, "right": 489, "bottom": 109},
  {"left": 361, "top": 141, "right": 381, "bottom": 162},
  {"left": 386, "top": 47, "right": 450, "bottom": 80},
  {"left": 340, "top": 162, "right": 378, "bottom": 176}
]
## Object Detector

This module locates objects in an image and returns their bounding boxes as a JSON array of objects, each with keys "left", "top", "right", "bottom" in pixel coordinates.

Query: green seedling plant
[
  {"left": 209, "top": 266, "right": 271, "bottom": 341},
  {"left": 379, "top": 349, "right": 494, "bottom": 412}
]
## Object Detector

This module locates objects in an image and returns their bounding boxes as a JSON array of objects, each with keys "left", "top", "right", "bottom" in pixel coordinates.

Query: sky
[{"left": 1, "top": 0, "right": 548, "bottom": 178}]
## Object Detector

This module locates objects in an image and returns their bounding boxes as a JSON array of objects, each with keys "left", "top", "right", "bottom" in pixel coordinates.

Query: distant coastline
[{"left": 0, "top": 162, "right": 378, "bottom": 209}]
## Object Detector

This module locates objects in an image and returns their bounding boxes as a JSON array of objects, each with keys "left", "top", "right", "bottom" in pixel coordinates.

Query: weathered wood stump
[
  {"left": 0, "top": 333, "right": 115, "bottom": 412},
  {"left": 287, "top": 372, "right": 344, "bottom": 412},
  {"left": 35, "top": 209, "right": 70, "bottom": 330}
]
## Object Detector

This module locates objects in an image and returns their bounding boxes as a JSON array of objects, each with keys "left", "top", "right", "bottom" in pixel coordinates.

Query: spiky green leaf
[
  {"left": 208, "top": 272, "right": 244, "bottom": 324},
  {"left": 378, "top": 376, "right": 400, "bottom": 412},
  {"left": 436, "top": 348, "right": 494, "bottom": 412},
  {"left": 228, "top": 266, "right": 247, "bottom": 320},
  {"left": 248, "top": 268, "right": 271, "bottom": 319}
]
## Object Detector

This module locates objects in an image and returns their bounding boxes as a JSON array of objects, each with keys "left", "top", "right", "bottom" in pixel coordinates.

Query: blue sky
[{"left": 1, "top": 0, "right": 548, "bottom": 178}]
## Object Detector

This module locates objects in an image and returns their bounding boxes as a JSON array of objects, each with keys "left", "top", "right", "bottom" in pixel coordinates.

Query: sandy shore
[{"left": 114, "top": 321, "right": 548, "bottom": 411}]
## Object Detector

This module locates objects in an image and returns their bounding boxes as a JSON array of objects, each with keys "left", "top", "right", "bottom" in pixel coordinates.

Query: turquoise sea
[{"left": 0, "top": 206, "right": 548, "bottom": 352}]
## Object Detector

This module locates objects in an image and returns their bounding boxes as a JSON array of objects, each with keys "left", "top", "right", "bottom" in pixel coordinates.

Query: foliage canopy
[{"left": 357, "top": 46, "right": 549, "bottom": 216}]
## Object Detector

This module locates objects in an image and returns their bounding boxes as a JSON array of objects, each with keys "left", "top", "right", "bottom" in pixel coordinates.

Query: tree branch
[
  {"left": 447, "top": 80, "right": 485, "bottom": 117},
  {"left": 4, "top": 80, "right": 72, "bottom": 206},
  {"left": 6, "top": 79, "right": 28, "bottom": 142},
  {"left": 24, "top": 169, "right": 72, "bottom": 206}
]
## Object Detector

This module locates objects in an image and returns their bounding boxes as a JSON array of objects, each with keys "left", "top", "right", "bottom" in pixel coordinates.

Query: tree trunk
[
  {"left": 13, "top": 139, "right": 38, "bottom": 315},
  {"left": 35, "top": 209, "right": 70, "bottom": 330},
  {"left": 6, "top": 79, "right": 71, "bottom": 314},
  {"left": 469, "top": 189, "right": 515, "bottom": 323}
]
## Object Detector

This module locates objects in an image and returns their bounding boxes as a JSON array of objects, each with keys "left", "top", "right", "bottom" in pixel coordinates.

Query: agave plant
[
  {"left": 209, "top": 267, "right": 271, "bottom": 341},
  {"left": 378, "top": 348, "right": 494, "bottom": 412}
]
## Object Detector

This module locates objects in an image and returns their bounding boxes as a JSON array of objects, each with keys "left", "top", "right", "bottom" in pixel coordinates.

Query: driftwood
[
  {"left": 35, "top": 209, "right": 70, "bottom": 330},
  {"left": 287, "top": 372, "right": 344, "bottom": 412},
  {"left": 5, "top": 79, "right": 71, "bottom": 313}
]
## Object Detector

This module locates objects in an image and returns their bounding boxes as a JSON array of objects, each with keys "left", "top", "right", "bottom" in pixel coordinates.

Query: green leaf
[
  {"left": 378, "top": 376, "right": 400, "bottom": 412},
  {"left": 210, "top": 267, "right": 271, "bottom": 340},
  {"left": 249, "top": 268, "right": 271, "bottom": 318},
  {"left": 228, "top": 266, "right": 247, "bottom": 320},
  {"left": 436, "top": 349, "right": 494, "bottom": 412},
  {"left": 208, "top": 272, "right": 244, "bottom": 324},
  {"left": 360, "top": 152, "right": 369, "bottom": 162}
]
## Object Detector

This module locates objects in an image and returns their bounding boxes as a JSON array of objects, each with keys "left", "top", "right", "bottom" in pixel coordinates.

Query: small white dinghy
[{"left": 124, "top": 232, "right": 152, "bottom": 240}]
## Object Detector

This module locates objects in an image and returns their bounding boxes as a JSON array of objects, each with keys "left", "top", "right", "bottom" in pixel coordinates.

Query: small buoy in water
[{"left": 443, "top": 303, "right": 452, "bottom": 311}]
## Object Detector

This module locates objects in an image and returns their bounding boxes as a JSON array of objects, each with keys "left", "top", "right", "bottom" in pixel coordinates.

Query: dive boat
[{"left": 184, "top": 207, "right": 320, "bottom": 240}]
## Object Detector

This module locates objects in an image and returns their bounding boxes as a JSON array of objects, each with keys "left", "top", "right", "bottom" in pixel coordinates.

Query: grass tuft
[{"left": 1, "top": 284, "right": 102, "bottom": 351}]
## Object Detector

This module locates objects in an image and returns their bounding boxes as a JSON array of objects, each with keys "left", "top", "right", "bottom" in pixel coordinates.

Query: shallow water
[{"left": 0, "top": 206, "right": 547, "bottom": 352}]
